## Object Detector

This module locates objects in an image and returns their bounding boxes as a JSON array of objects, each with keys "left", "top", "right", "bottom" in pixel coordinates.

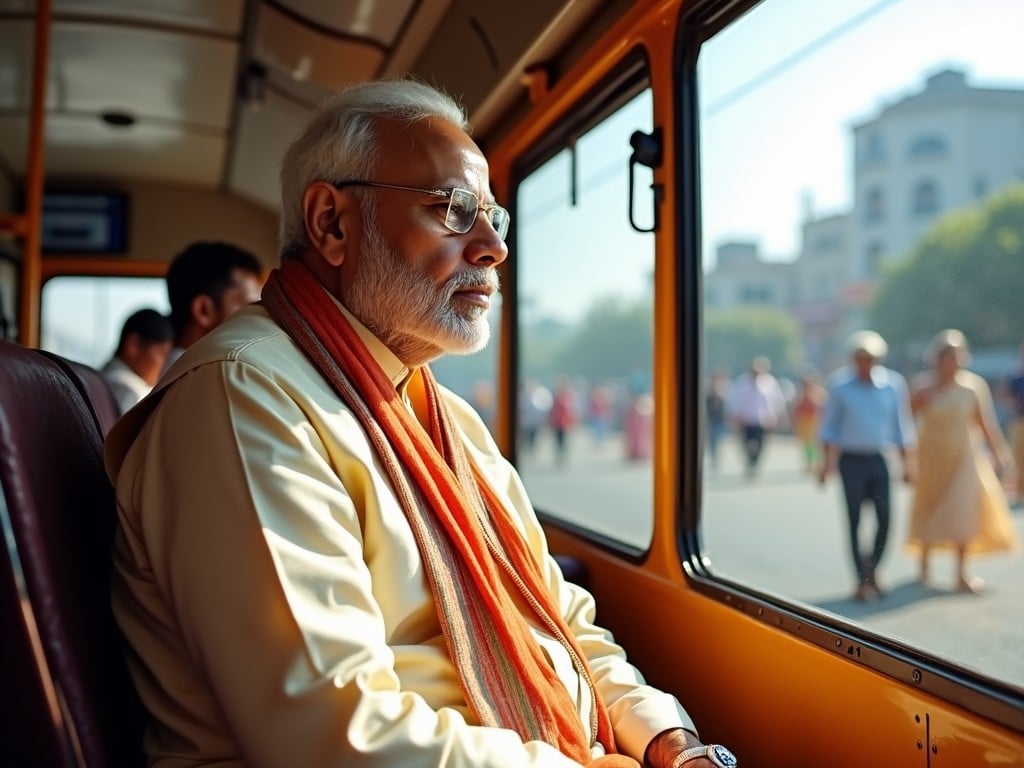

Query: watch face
[{"left": 711, "top": 744, "right": 738, "bottom": 767}]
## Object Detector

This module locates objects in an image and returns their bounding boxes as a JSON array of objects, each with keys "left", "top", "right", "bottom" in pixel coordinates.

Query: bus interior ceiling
[{"left": 0, "top": 0, "right": 627, "bottom": 266}]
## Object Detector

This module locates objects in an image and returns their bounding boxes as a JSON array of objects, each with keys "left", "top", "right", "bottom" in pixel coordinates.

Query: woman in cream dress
[{"left": 907, "top": 330, "right": 1019, "bottom": 593}]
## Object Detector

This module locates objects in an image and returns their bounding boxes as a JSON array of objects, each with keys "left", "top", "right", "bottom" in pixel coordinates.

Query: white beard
[{"left": 340, "top": 203, "right": 498, "bottom": 365}]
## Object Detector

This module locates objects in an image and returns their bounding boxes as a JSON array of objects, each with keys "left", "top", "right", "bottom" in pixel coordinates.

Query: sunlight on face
[{"left": 341, "top": 202, "right": 498, "bottom": 363}]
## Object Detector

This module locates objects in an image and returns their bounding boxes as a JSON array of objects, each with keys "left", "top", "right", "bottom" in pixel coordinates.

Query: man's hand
[
  {"left": 644, "top": 728, "right": 715, "bottom": 768},
  {"left": 817, "top": 444, "right": 836, "bottom": 487},
  {"left": 816, "top": 463, "right": 830, "bottom": 486}
]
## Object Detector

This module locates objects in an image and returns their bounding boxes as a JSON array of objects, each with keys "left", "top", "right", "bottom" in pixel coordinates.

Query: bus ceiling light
[{"left": 101, "top": 110, "right": 136, "bottom": 128}]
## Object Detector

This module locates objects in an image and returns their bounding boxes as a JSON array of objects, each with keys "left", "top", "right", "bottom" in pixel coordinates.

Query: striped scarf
[{"left": 262, "top": 259, "right": 637, "bottom": 766}]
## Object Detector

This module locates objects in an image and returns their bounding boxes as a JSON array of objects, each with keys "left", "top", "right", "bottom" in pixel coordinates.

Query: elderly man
[
  {"left": 105, "top": 81, "right": 735, "bottom": 767},
  {"left": 817, "top": 331, "right": 916, "bottom": 601}
]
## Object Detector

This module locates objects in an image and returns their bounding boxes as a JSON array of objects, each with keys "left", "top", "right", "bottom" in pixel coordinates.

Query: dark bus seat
[
  {"left": 0, "top": 341, "right": 144, "bottom": 767},
  {"left": 39, "top": 350, "right": 123, "bottom": 435}
]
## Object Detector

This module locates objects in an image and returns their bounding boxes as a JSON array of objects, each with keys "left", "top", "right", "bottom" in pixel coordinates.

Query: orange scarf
[{"left": 262, "top": 260, "right": 638, "bottom": 767}]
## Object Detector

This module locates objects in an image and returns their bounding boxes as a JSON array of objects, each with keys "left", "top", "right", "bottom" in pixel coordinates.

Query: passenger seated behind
[
  {"left": 105, "top": 80, "right": 736, "bottom": 768},
  {"left": 100, "top": 308, "right": 173, "bottom": 413},
  {"left": 163, "top": 240, "right": 263, "bottom": 373}
]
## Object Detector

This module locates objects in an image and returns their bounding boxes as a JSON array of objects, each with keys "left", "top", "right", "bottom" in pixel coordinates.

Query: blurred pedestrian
[
  {"left": 549, "top": 377, "right": 578, "bottom": 466},
  {"left": 705, "top": 369, "right": 730, "bottom": 471},
  {"left": 906, "top": 330, "right": 1019, "bottom": 593},
  {"left": 727, "top": 356, "right": 786, "bottom": 477},
  {"left": 624, "top": 392, "right": 654, "bottom": 462},
  {"left": 818, "top": 331, "right": 916, "bottom": 601},
  {"left": 792, "top": 373, "right": 827, "bottom": 473},
  {"left": 518, "top": 379, "right": 551, "bottom": 451},
  {"left": 586, "top": 383, "right": 615, "bottom": 445}
]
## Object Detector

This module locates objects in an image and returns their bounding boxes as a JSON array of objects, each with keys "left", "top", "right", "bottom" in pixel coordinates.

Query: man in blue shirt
[{"left": 818, "top": 331, "right": 917, "bottom": 601}]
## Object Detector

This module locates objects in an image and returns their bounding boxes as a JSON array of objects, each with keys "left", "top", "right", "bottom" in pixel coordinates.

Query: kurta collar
[{"left": 325, "top": 291, "right": 413, "bottom": 392}]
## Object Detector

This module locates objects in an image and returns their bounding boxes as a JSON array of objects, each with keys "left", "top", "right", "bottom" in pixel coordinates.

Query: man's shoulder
[
  {"left": 826, "top": 368, "right": 856, "bottom": 391},
  {"left": 877, "top": 366, "right": 908, "bottom": 387},
  {"left": 105, "top": 306, "right": 300, "bottom": 479},
  {"left": 169, "top": 305, "right": 289, "bottom": 376},
  {"left": 100, "top": 357, "right": 131, "bottom": 381}
]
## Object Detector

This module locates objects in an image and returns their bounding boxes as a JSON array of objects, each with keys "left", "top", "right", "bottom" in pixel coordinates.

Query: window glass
[
  {"left": 431, "top": 295, "right": 502, "bottom": 431},
  {"left": 515, "top": 89, "right": 655, "bottom": 549},
  {"left": 697, "top": 0, "right": 1024, "bottom": 687},
  {"left": 41, "top": 276, "right": 168, "bottom": 367},
  {"left": 911, "top": 179, "right": 940, "bottom": 214}
]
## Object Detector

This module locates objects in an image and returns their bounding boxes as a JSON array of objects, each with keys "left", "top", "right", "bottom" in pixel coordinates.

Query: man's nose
[{"left": 465, "top": 219, "right": 509, "bottom": 267}]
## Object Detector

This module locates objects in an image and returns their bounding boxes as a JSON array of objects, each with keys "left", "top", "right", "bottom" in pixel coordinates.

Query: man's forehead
[{"left": 373, "top": 117, "right": 490, "bottom": 189}]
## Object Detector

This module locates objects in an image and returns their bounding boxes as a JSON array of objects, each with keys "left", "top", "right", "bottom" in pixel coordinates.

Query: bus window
[
  {"left": 515, "top": 87, "right": 655, "bottom": 550},
  {"left": 41, "top": 276, "right": 169, "bottom": 368},
  {"left": 431, "top": 295, "right": 502, "bottom": 431},
  {"left": 696, "top": 0, "right": 1023, "bottom": 688}
]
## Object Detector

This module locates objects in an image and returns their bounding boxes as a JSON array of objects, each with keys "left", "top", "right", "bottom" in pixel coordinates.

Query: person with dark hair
[
  {"left": 105, "top": 80, "right": 734, "bottom": 768},
  {"left": 163, "top": 240, "right": 262, "bottom": 371},
  {"left": 726, "top": 356, "right": 785, "bottom": 477},
  {"left": 101, "top": 308, "right": 173, "bottom": 412}
]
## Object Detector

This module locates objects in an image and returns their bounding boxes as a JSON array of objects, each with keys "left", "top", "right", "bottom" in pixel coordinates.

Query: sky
[
  {"left": 511, "top": 0, "right": 1024, "bottom": 326},
  {"left": 699, "top": 0, "right": 1024, "bottom": 267}
]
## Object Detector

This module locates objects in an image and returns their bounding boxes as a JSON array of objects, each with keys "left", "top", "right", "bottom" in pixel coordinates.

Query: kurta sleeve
[
  {"left": 504, "top": 468, "right": 695, "bottom": 762},
  {"left": 113, "top": 359, "right": 587, "bottom": 768},
  {"left": 445, "top": 395, "right": 696, "bottom": 764}
]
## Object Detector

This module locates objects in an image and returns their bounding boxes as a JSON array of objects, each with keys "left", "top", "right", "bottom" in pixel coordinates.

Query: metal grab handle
[{"left": 628, "top": 128, "right": 663, "bottom": 233}]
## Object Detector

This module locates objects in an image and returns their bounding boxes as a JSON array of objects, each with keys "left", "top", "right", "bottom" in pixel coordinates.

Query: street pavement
[{"left": 517, "top": 428, "right": 1024, "bottom": 691}]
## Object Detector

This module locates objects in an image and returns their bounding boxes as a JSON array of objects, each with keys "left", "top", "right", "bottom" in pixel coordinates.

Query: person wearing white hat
[{"left": 817, "top": 331, "right": 917, "bottom": 601}]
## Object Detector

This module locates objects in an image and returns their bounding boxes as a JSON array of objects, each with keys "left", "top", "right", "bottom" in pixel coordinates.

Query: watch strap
[
  {"left": 671, "top": 743, "right": 737, "bottom": 768},
  {"left": 672, "top": 745, "right": 711, "bottom": 768}
]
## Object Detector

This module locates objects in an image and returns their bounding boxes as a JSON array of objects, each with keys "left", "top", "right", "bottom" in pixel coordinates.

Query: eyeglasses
[{"left": 333, "top": 180, "right": 510, "bottom": 241}]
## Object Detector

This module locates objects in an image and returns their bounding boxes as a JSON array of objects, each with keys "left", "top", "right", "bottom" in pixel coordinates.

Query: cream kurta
[{"left": 105, "top": 302, "right": 692, "bottom": 768}]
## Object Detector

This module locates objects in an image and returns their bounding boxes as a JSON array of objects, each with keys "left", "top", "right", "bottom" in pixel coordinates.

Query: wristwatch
[{"left": 674, "top": 743, "right": 738, "bottom": 767}]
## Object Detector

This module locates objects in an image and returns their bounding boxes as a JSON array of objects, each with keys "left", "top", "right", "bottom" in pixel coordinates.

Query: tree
[
  {"left": 704, "top": 306, "right": 802, "bottom": 378},
  {"left": 871, "top": 184, "right": 1024, "bottom": 356},
  {"left": 552, "top": 297, "right": 653, "bottom": 381}
]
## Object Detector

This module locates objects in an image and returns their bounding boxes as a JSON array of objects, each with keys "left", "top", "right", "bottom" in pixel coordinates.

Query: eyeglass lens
[{"left": 447, "top": 189, "right": 509, "bottom": 240}]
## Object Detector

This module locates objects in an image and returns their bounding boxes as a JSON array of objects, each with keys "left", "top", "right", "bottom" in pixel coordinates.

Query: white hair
[{"left": 278, "top": 79, "right": 469, "bottom": 261}]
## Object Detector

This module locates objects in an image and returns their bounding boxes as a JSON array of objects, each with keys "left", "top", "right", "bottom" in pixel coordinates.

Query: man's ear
[
  {"left": 191, "top": 294, "right": 218, "bottom": 331},
  {"left": 302, "top": 182, "right": 349, "bottom": 267}
]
